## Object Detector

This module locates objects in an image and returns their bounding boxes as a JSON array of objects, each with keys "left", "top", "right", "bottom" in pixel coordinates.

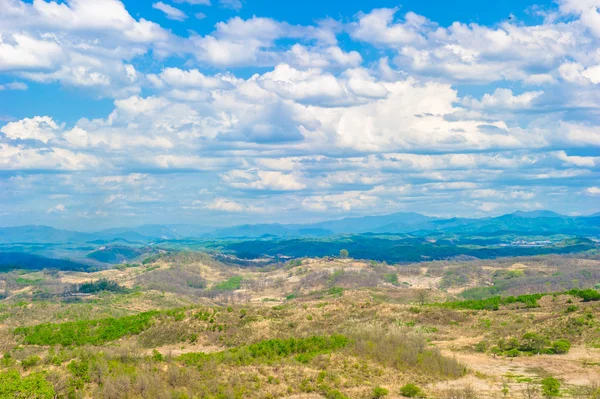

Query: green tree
[
  {"left": 541, "top": 377, "right": 560, "bottom": 399},
  {"left": 339, "top": 249, "right": 349, "bottom": 259},
  {"left": 400, "top": 384, "right": 423, "bottom": 398},
  {"left": 0, "top": 370, "right": 55, "bottom": 399},
  {"left": 372, "top": 386, "right": 389, "bottom": 399}
]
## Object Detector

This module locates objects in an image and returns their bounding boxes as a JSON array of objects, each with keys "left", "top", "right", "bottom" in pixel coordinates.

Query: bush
[
  {"left": 541, "top": 377, "right": 561, "bottom": 399},
  {"left": 373, "top": 386, "right": 389, "bottom": 398},
  {"left": 400, "top": 383, "right": 423, "bottom": 398},
  {"left": 0, "top": 370, "right": 55, "bottom": 398},
  {"left": 14, "top": 311, "right": 159, "bottom": 346},
  {"left": 78, "top": 278, "right": 127, "bottom": 294},
  {"left": 212, "top": 276, "right": 243, "bottom": 291},
  {"left": 152, "top": 349, "right": 164, "bottom": 362},
  {"left": 551, "top": 339, "right": 571, "bottom": 354},
  {"left": 474, "top": 341, "right": 487, "bottom": 353},
  {"left": 178, "top": 335, "right": 349, "bottom": 366},
  {"left": 505, "top": 348, "right": 520, "bottom": 357},
  {"left": 21, "top": 355, "right": 41, "bottom": 370}
]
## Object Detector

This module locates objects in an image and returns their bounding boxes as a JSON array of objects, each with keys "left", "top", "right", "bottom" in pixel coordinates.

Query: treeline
[{"left": 438, "top": 289, "right": 600, "bottom": 311}]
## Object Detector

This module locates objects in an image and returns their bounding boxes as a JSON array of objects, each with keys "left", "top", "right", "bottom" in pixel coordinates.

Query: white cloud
[
  {"left": 0, "top": 81, "right": 28, "bottom": 90},
  {"left": 463, "top": 88, "right": 543, "bottom": 110},
  {"left": 585, "top": 186, "right": 600, "bottom": 195},
  {"left": 204, "top": 198, "right": 245, "bottom": 212},
  {"left": 219, "top": 0, "right": 243, "bottom": 10},
  {"left": 175, "top": 0, "right": 211, "bottom": 4},
  {"left": 1, "top": 116, "right": 59, "bottom": 143},
  {"left": 152, "top": 2, "right": 187, "bottom": 21},
  {"left": 223, "top": 170, "right": 306, "bottom": 190},
  {"left": 47, "top": 204, "right": 66, "bottom": 213}
]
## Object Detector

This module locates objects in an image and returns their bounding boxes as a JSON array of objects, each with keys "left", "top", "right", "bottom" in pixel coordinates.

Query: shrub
[
  {"left": 212, "top": 276, "right": 243, "bottom": 291},
  {"left": 78, "top": 278, "right": 127, "bottom": 294},
  {"left": 325, "top": 389, "right": 351, "bottom": 399},
  {"left": 505, "top": 348, "right": 520, "bottom": 357},
  {"left": 21, "top": 355, "right": 41, "bottom": 370},
  {"left": 14, "top": 311, "right": 159, "bottom": 346},
  {"left": 474, "top": 341, "right": 487, "bottom": 353},
  {"left": 373, "top": 386, "right": 389, "bottom": 398},
  {"left": 178, "top": 335, "right": 349, "bottom": 366},
  {"left": 519, "top": 332, "right": 549, "bottom": 353},
  {"left": 152, "top": 349, "right": 164, "bottom": 362},
  {"left": 541, "top": 377, "right": 560, "bottom": 399},
  {"left": 383, "top": 274, "right": 399, "bottom": 285},
  {"left": 0, "top": 370, "right": 55, "bottom": 398},
  {"left": 566, "top": 305, "right": 578, "bottom": 313},
  {"left": 551, "top": 339, "right": 571, "bottom": 354},
  {"left": 400, "top": 383, "right": 423, "bottom": 398}
]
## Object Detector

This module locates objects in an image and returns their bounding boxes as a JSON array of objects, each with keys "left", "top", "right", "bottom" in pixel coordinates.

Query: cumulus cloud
[
  {"left": 586, "top": 187, "right": 600, "bottom": 195},
  {"left": 1, "top": 0, "right": 599, "bottom": 225}
]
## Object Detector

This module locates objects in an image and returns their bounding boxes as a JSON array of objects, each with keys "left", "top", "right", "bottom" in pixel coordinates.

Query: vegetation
[
  {"left": 178, "top": 335, "right": 349, "bottom": 366},
  {"left": 1, "top": 250, "right": 599, "bottom": 398},
  {"left": 77, "top": 278, "right": 128, "bottom": 294},
  {"left": 212, "top": 276, "right": 243, "bottom": 291},
  {"left": 400, "top": 383, "right": 424, "bottom": 397},
  {"left": 14, "top": 311, "right": 159, "bottom": 346},
  {"left": 0, "top": 370, "right": 55, "bottom": 398}
]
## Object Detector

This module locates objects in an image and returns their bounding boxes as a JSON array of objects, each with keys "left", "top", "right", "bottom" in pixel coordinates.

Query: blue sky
[{"left": 0, "top": 0, "right": 599, "bottom": 230}]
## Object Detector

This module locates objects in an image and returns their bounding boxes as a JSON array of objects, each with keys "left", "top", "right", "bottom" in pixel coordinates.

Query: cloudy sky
[{"left": 0, "top": 0, "right": 599, "bottom": 229}]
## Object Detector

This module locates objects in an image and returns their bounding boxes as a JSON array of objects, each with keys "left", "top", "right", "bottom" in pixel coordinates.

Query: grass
[{"left": 212, "top": 276, "right": 243, "bottom": 291}]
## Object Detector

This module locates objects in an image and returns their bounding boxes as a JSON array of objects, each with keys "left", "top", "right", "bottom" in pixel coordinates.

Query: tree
[
  {"left": 372, "top": 387, "right": 389, "bottom": 399},
  {"left": 522, "top": 382, "right": 539, "bottom": 399},
  {"left": 541, "top": 377, "right": 560, "bottom": 399},
  {"left": 416, "top": 289, "right": 430, "bottom": 306},
  {"left": 339, "top": 249, "right": 349, "bottom": 259},
  {"left": 400, "top": 384, "right": 423, "bottom": 398}
]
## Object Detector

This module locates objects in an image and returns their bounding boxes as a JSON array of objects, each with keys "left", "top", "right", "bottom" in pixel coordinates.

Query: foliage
[
  {"left": 383, "top": 273, "right": 399, "bottom": 285},
  {"left": 373, "top": 386, "right": 389, "bottom": 398},
  {"left": 212, "top": 276, "right": 243, "bottom": 291},
  {"left": 14, "top": 311, "right": 159, "bottom": 346},
  {"left": 551, "top": 339, "right": 571, "bottom": 354},
  {"left": 0, "top": 370, "right": 55, "bottom": 399},
  {"left": 440, "top": 294, "right": 544, "bottom": 311},
  {"left": 178, "top": 335, "right": 349, "bottom": 366},
  {"left": 78, "top": 278, "right": 128, "bottom": 294},
  {"left": 541, "top": 377, "right": 560, "bottom": 399},
  {"left": 21, "top": 355, "right": 41, "bottom": 370},
  {"left": 400, "top": 383, "right": 424, "bottom": 398}
]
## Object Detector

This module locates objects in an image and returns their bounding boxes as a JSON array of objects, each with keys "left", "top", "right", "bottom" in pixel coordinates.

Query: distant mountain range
[{"left": 1, "top": 211, "right": 599, "bottom": 243}]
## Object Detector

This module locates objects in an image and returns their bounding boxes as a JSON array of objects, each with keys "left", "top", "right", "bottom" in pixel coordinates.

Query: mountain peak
[{"left": 511, "top": 210, "right": 563, "bottom": 218}]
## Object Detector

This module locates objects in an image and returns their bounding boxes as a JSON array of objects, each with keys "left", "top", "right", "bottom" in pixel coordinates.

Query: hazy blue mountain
[
  {"left": 0, "top": 252, "right": 92, "bottom": 271},
  {"left": 511, "top": 210, "right": 564, "bottom": 218},
  {"left": 86, "top": 245, "right": 153, "bottom": 264},
  {"left": 210, "top": 224, "right": 295, "bottom": 238},
  {"left": 0, "top": 225, "right": 93, "bottom": 243},
  {"left": 2, "top": 210, "right": 599, "bottom": 243},
  {"left": 305, "top": 212, "right": 436, "bottom": 234}
]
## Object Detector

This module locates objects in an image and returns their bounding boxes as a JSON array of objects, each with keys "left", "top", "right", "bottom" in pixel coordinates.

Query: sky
[{"left": 0, "top": 0, "right": 599, "bottom": 230}]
